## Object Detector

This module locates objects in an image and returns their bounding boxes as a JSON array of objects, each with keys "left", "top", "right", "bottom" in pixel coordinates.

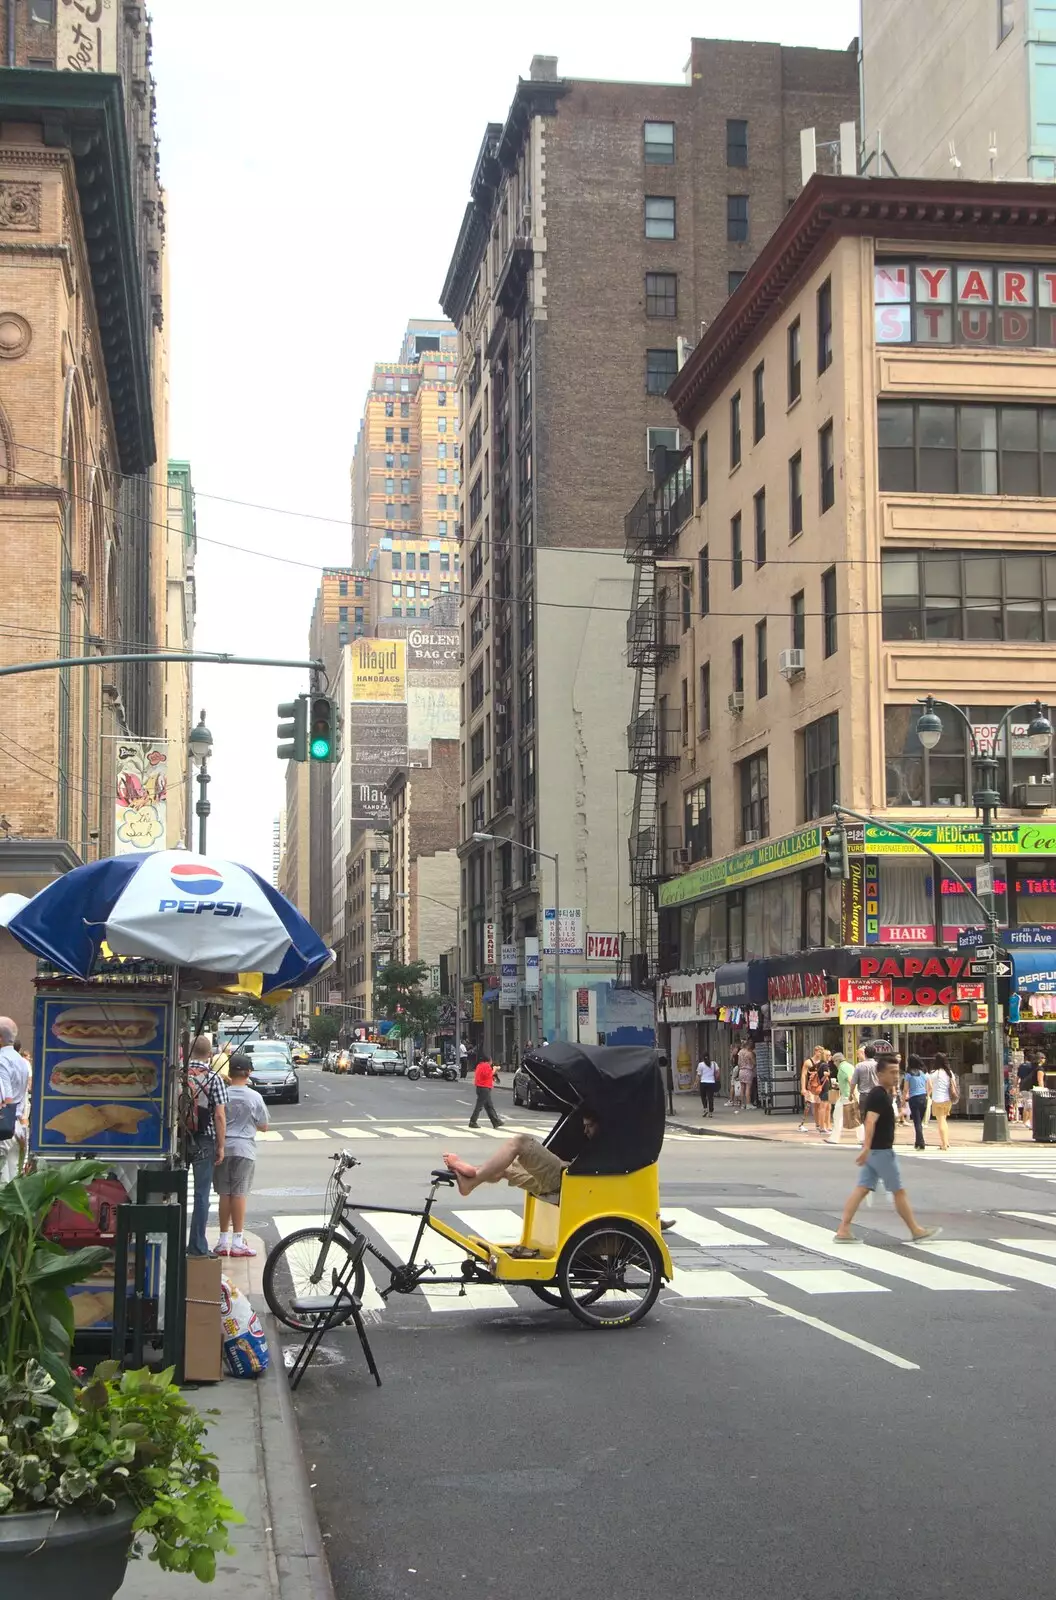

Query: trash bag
[{"left": 220, "top": 1277, "right": 270, "bottom": 1378}]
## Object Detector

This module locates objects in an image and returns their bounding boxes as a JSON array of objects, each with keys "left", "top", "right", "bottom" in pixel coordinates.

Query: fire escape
[{"left": 624, "top": 450, "right": 690, "bottom": 987}]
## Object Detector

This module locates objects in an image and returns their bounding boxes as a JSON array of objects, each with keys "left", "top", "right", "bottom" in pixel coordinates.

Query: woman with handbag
[{"left": 928, "top": 1051, "right": 956, "bottom": 1151}]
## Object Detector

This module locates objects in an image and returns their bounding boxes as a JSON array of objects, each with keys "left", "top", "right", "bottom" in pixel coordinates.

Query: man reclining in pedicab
[{"left": 444, "top": 1115, "right": 600, "bottom": 1205}]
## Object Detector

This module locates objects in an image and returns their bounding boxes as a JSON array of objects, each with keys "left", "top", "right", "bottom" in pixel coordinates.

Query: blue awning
[{"left": 1012, "top": 951, "right": 1056, "bottom": 993}]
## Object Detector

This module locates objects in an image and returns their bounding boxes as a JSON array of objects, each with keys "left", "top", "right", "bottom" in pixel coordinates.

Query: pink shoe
[
  {"left": 213, "top": 1244, "right": 231, "bottom": 1257},
  {"left": 229, "top": 1243, "right": 256, "bottom": 1257}
]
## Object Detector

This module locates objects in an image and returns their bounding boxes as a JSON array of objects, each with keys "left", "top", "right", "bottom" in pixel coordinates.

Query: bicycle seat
[{"left": 430, "top": 1169, "right": 456, "bottom": 1185}]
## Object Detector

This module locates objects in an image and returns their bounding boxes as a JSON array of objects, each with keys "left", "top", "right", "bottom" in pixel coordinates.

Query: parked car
[
  {"left": 351, "top": 1043, "right": 381, "bottom": 1075},
  {"left": 366, "top": 1048, "right": 406, "bottom": 1076},
  {"left": 248, "top": 1050, "right": 300, "bottom": 1105},
  {"left": 512, "top": 1065, "right": 564, "bottom": 1112}
]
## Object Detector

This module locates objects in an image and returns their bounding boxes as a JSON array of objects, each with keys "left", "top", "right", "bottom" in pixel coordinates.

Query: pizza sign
[{"left": 586, "top": 932, "right": 620, "bottom": 961}]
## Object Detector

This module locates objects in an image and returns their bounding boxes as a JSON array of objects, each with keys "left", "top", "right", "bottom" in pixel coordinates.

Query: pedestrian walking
[
  {"left": 469, "top": 1055, "right": 504, "bottom": 1129},
  {"left": 0, "top": 1017, "right": 29, "bottom": 1183},
  {"left": 696, "top": 1054, "right": 718, "bottom": 1117},
  {"left": 928, "top": 1051, "right": 957, "bottom": 1151},
  {"left": 459, "top": 1039, "right": 470, "bottom": 1079},
  {"left": 213, "top": 1052, "right": 268, "bottom": 1258},
  {"left": 735, "top": 1041, "right": 755, "bottom": 1114},
  {"left": 851, "top": 1045, "right": 880, "bottom": 1145},
  {"left": 834, "top": 1054, "right": 941, "bottom": 1244},
  {"left": 826, "top": 1050, "right": 854, "bottom": 1144},
  {"left": 184, "top": 1032, "right": 228, "bottom": 1257},
  {"left": 799, "top": 1047, "right": 823, "bottom": 1131},
  {"left": 904, "top": 1053, "right": 929, "bottom": 1150}
]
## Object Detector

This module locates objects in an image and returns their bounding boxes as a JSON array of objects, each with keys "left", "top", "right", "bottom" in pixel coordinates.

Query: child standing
[{"left": 213, "top": 1052, "right": 269, "bottom": 1257}]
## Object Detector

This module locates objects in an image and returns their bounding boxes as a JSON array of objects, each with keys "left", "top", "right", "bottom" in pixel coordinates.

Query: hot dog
[{"left": 51, "top": 1005, "right": 158, "bottom": 1050}]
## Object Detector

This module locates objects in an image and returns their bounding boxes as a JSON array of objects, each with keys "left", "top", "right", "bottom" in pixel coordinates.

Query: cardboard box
[{"left": 184, "top": 1255, "right": 223, "bottom": 1382}]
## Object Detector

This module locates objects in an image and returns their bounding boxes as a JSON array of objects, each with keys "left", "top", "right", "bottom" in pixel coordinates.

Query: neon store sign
[{"left": 875, "top": 262, "right": 1056, "bottom": 348}]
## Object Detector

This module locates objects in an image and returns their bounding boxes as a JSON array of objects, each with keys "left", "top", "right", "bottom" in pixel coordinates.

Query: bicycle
[{"left": 263, "top": 1151, "right": 494, "bottom": 1331}]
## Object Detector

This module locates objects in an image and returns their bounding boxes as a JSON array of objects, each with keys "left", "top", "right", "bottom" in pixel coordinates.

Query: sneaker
[
  {"left": 229, "top": 1243, "right": 257, "bottom": 1257},
  {"left": 833, "top": 1231, "right": 856, "bottom": 1241},
  {"left": 660, "top": 1218, "right": 675, "bottom": 1233},
  {"left": 910, "top": 1227, "right": 942, "bottom": 1244},
  {"left": 212, "top": 1244, "right": 231, "bottom": 1257}
]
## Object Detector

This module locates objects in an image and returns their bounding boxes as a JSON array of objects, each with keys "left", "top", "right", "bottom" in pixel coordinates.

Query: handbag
[
  {"left": 0, "top": 1100, "right": 17, "bottom": 1141},
  {"left": 827, "top": 1087, "right": 840, "bottom": 1104},
  {"left": 843, "top": 1097, "right": 860, "bottom": 1130}
]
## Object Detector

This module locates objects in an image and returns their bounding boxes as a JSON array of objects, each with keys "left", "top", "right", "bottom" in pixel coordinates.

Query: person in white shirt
[
  {"left": 696, "top": 1056, "right": 718, "bottom": 1117},
  {"left": 0, "top": 1016, "right": 30, "bottom": 1183},
  {"left": 212, "top": 1053, "right": 269, "bottom": 1257}
]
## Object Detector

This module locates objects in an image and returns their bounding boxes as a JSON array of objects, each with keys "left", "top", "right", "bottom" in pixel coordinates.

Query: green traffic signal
[
  {"left": 310, "top": 734, "right": 331, "bottom": 760},
  {"left": 309, "top": 694, "right": 339, "bottom": 764}
]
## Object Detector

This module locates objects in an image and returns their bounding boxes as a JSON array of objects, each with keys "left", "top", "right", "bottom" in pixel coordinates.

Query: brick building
[
  {"left": 387, "top": 740, "right": 460, "bottom": 982},
  {"left": 440, "top": 39, "right": 858, "bottom": 1053},
  {"left": 344, "top": 826, "right": 390, "bottom": 1024}
]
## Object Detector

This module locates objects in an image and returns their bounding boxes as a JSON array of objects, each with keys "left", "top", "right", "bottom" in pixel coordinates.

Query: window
[
  {"left": 471, "top": 728, "right": 485, "bottom": 774},
  {"left": 645, "top": 196, "right": 676, "bottom": 239},
  {"left": 384, "top": 376, "right": 394, "bottom": 391},
  {"left": 520, "top": 745, "right": 536, "bottom": 805},
  {"left": 877, "top": 401, "right": 1056, "bottom": 495},
  {"left": 401, "top": 399, "right": 409, "bottom": 418},
  {"left": 338, "top": 578, "right": 348, "bottom": 596},
  {"left": 419, "top": 553, "right": 430, "bottom": 572},
  {"left": 338, "top": 605, "right": 348, "bottom": 622},
  {"left": 646, "top": 271, "right": 677, "bottom": 317},
  {"left": 354, "top": 577, "right": 364, "bottom": 597},
  {"left": 880, "top": 548, "right": 1056, "bottom": 642},
  {"left": 644, "top": 121, "right": 675, "bottom": 163},
  {"left": 471, "top": 601, "right": 484, "bottom": 650},
  {"left": 680, "top": 570, "right": 692, "bottom": 633},
  {"left": 699, "top": 662, "right": 711, "bottom": 735},
  {"left": 699, "top": 545, "right": 710, "bottom": 616},
  {"left": 885, "top": 702, "right": 1050, "bottom": 809},
  {"left": 438, "top": 493, "right": 448, "bottom": 510},
  {"left": 355, "top": 606, "right": 364, "bottom": 626},
  {"left": 787, "top": 318, "right": 801, "bottom": 404},
  {"left": 739, "top": 750, "right": 770, "bottom": 841},
  {"left": 752, "top": 362, "right": 765, "bottom": 442},
  {"left": 822, "top": 566, "right": 838, "bottom": 656},
  {"left": 789, "top": 451, "right": 803, "bottom": 536},
  {"left": 697, "top": 432, "right": 708, "bottom": 504},
  {"left": 755, "top": 619, "right": 768, "bottom": 699},
  {"left": 803, "top": 714, "right": 840, "bottom": 820},
  {"left": 30, "top": 0, "right": 56, "bottom": 21},
  {"left": 471, "top": 790, "right": 485, "bottom": 834},
  {"left": 647, "top": 425, "right": 680, "bottom": 465},
  {"left": 401, "top": 478, "right": 411, "bottom": 495},
  {"left": 391, "top": 551, "right": 402, "bottom": 570},
  {"left": 401, "top": 504, "right": 410, "bottom": 522},
  {"left": 791, "top": 590, "right": 805, "bottom": 652},
  {"left": 728, "top": 270, "right": 746, "bottom": 295},
  {"left": 732, "top": 635, "right": 744, "bottom": 694},
  {"left": 730, "top": 392, "right": 741, "bottom": 468},
  {"left": 726, "top": 118, "right": 748, "bottom": 167},
  {"left": 438, "top": 468, "right": 447, "bottom": 484},
  {"left": 406, "top": 582, "right": 416, "bottom": 600},
  {"left": 385, "top": 453, "right": 395, "bottom": 470},
  {"left": 753, "top": 489, "right": 766, "bottom": 568},
  {"left": 401, "top": 428, "right": 410, "bottom": 444},
  {"left": 437, "top": 520, "right": 448, "bottom": 536},
  {"left": 684, "top": 780, "right": 712, "bottom": 861},
  {"left": 520, "top": 664, "right": 535, "bottom": 727},
  {"left": 438, "top": 391, "right": 446, "bottom": 406},
  {"left": 400, "top": 452, "right": 410, "bottom": 469},
  {"left": 385, "top": 401, "right": 394, "bottom": 417},
  {"left": 405, "top": 552, "right": 416, "bottom": 570},
  {"left": 400, "top": 378, "right": 409, "bottom": 393},
  {"left": 999, "top": 0, "right": 1014, "bottom": 41},
  {"left": 391, "top": 581, "right": 402, "bottom": 599},
  {"left": 438, "top": 417, "right": 447, "bottom": 433},
  {"left": 731, "top": 513, "right": 743, "bottom": 588},
  {"left": 819, "top": 420, "right": 835, "bottom": 511},
  {"left": 727, "top": 195, "right": 748, "bottom": 242},
  {"left": 470, "top": 538, "right": 484, "bottom": 589},
  {"left": 647, "top": 348, "right": 678, "bottom": 394},
  {"left": 817, "top": 277, "right": 833, "bottom": 373},
  {"left": 391, "top": 603, "right": 402, "bottom": 617},
  {"left": 440, "top": 551, "right": 450, "bottom": 571},
  {"left": 437, "top": 443, "right": 447, "bottom": 460},
  {"left": 385, "top": 427, "right": 394, "bottom": 443},
  {"left": 681, "top": 677, "right": 690, "bottom": 744}
]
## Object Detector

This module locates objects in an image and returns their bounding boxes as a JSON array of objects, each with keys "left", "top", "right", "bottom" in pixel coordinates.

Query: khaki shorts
[
  {"left": 504, "top": 1136, "right": 566, "bottom": 1205},
  {"left": 213, "top": 1154, "right": 255, "bottom": 1197}
]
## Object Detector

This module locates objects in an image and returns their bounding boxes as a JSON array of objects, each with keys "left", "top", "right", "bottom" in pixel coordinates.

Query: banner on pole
[{"left": 114, "top": 741, "right": 167, "bottom": 855}]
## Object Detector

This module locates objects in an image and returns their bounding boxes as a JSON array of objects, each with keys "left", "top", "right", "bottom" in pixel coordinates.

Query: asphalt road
[{"left": 246, "top": 1064, "right": 1056, "bottom": 1600}]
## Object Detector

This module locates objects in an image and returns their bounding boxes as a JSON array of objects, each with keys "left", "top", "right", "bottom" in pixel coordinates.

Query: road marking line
[
  {"left": 329, "top": 1127, "right": 380, "bottom": 1139},
  {"left": 1000, "top": 1210, "right": 1056, "bottom": 1227},
  {"left": 662, "top": 1206, "right": 762, "bottom": 1248},
  {"left": 718, "top": 1208, "right": 1009, "bottom": 1292},
  {"left": 379, "top": 1127, "right": 428, "bottom": 1139},
  {"left": 271, "top": 1214, "right": 385, "bottom": 1310},
  {"left": 765, "top": 1268, "right": 888, "bottom": 1296},
  {"left": 914, "top": 1239, "right": 1056, "bottom": 1289},
  {"left": 997, "top": 1237, "right": 1056, "bottom": 1260},
  {"left": 359, "top": 1211, "right": 516, "bottom": 1311},
  {"left": 454, "top": 1206, "right": 526, "bottom": 1247},
  {"left": 257, "top": 1130, "right": 284, "bottom": 1142},
  {"left": 290, "top": 1128, "right": 329, "bottom": 1141},
  {"left": 468, "top": 1127, "right": 516, "bottom": 1139},
  {"left": 758, "top": 1298, "right": 919, "bottom": 1370},
  {"left": 415, "top": 1124, "right": 483, "bottom": 1138},
  {"left": 669, "top": 1268, "right": 767, "bottom": 1298}
]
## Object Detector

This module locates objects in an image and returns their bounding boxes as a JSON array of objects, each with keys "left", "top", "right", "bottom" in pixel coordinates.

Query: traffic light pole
[
  {"left": 0, "top": 650, "right": 326, "bottom": 679},
  {"left": 833, "top": 803, "right": 1009, "bottom": 1144}
]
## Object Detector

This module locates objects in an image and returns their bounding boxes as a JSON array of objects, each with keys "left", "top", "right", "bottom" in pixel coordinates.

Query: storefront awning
[
  {"left": 1012, "top": 952, "right": 1056, "bottom": 994},
  {"left": 715, "top": 961, "right": 767, "bottom": 1005}
]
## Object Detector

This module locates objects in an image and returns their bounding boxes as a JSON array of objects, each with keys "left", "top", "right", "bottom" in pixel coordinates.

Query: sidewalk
[
  {"left": 118, "top": 1230, "right": 334, "bottom": 1600},
  {"left": 665, "top": 1094, "right": 1040, "bottom": 1146}
]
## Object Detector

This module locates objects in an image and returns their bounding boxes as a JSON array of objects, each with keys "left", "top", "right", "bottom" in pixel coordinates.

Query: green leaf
[
  {"left": 92, "top": 1360, "right": 121, "bottom": 1383},
  {"left": 79, "top": 1380, "right": 109, "bottom": 1413},
  {"left": 191, "top": 1547, "right": 216, "bottom": 1583},
  {"left": 43, "top": 1405, "right": 79, "bottom": 1443},
  {"left": 0, "top": 1481, "right": 12, "bottom": 1511},
  {"left": 24, "top": 1244, "right": 112, "bottom": 1288}
]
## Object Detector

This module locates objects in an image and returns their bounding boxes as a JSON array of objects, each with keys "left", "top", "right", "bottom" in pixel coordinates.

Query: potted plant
[{"left": 0, "top": 1161, "right": 241, "bottom": 1594}]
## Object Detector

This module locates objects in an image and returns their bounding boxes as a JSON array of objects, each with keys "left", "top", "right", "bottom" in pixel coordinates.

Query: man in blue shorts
[{"left": 834, "top": 1054, "right": 941, "bottom": 1244}]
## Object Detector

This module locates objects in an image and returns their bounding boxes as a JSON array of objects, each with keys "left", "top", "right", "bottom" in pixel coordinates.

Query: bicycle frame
[{"left": 325, "top": 1173, "right": 491, "bottom": 1298}]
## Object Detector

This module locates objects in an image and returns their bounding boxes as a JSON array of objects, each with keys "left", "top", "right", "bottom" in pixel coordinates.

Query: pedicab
[{"left": 263, "top": 1041, "right": 675, "bottom": 1333}]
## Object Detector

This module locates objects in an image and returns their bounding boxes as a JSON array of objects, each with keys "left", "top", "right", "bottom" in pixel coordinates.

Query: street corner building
[
  {"left": 440, "top": 39, "right": 859, "bottom": 1060},
  {"left": 0, "top": 12, "right": 191, "bottom": 1022},
  {"left": 638, "top": 163, "right": 1056, "bottom": 1107}
]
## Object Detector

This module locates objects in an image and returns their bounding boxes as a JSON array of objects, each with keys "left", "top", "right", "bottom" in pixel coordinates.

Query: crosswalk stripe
[
  {"left": 669, "top": 1268, "right": 767, "bottom": 1298},
  {"left": 257, "top": 1130, "right": 283, "bottom": 1142},
  {"left": 330, "top": 1127, "right": 381, "bottom": 1138},
  {"left": 271, "top": 1214, "right": 385, "bottom": 1311},
  {"left": 915, "top": 1239, "right": 1056, "bottom": 1289},
  {"left": 1000, "top": 1210, "right": 1056, "bottom": 1227},
  {"left": 766, "top": 1269, "right": 888, "bottom": 1296},
  {"left": 996, "top": 1236, "right": 1056, "bottom": 1260},
  {"left": 662, "top": 1206, "right": 762, "bottom": 1248},
  {"left": 454, "top": 1206, "right": 526, "bottom": 1244},
  {"left": 718, "top": 1207, "right": 1010, "bottom": 1292},
  {"left": 417, "top": 1124, "right": 482, "bottom": 1138},
  {"left": 290, "top": 1128, "right": 329, "bottom": 1141},
  {"left": 380, "top": 1128, "right": 428, "bottom": 1139},
  {"left": 359, "top": 1210, "right": 516, "bottom": 1311}
]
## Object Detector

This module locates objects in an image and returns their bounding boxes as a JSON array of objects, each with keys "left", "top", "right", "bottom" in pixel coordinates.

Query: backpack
[
  {"left": 808, "top": 1067, "right": 826, "bottom": 1097},
  {"left": 181, "top": 1063, "right": 218, "bottom": 1140}
]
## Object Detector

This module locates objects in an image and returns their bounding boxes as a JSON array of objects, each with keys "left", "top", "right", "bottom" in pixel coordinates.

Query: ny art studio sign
[{"left": 875, "top": 261, "right": 1056, "bottom": 348}]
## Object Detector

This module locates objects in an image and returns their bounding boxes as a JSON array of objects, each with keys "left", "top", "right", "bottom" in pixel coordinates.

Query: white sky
[{"left": 148, "top": 0, "right": 859, "bottom": 878}]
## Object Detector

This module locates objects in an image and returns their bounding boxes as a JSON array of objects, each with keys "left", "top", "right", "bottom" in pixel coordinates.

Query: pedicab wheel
[
  {"left": 557, "top": 1221, "right": 663, "bottom": 1329},
  {"left": 262, "top": 1228, "right": 367, "bottom": 1332},
  {"left": 526, "top": 1283, "right": 565, "bottom": 1309}
]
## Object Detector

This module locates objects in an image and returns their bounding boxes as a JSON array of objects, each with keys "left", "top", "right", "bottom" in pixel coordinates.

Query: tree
[
  {"left": 308, "top": 1012, "right": 341, "bottom": 1049},
  {"left": 374, "top": 960, "right": 440, "bottom": 1040}
]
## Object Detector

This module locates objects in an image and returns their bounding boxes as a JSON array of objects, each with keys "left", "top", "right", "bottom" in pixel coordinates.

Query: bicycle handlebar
[{"left": 330, "top": 1150, "right": 360, "bottom": 1170}]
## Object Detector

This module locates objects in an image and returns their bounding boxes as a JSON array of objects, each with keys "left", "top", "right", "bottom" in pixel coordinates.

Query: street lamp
[
  {"left": 472, "top": 831, "right": 562, "bottom": 1039},
  {"left": 915, "top": 696, "right": 1053, "bottom": 1143},
  {"left": 397, "top": 889, "right": 461, "bottom": 1066},
  {"left": 188, "top": 710, "right": 213, "bottom": 856}
]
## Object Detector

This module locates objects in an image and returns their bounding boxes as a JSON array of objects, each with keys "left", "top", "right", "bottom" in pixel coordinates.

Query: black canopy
[{"left": 522, "top": 1042, "right": 666, "bottom": 1176}]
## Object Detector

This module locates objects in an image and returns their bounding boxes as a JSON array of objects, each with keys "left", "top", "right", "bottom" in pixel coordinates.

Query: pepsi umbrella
[{"left": 0, "top": 851, "right": 332, "bottom": 996}]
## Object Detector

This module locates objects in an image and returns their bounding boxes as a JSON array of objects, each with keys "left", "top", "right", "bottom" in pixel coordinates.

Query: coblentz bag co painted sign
[{"left": 875, "top": 261, "right": 1056, "bottom": 348}]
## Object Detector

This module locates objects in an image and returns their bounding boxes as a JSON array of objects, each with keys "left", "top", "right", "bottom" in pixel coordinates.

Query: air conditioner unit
[
  {"left": 743, "top": 829, "right": 761, "bottom": 844},
  {"left": 1013, "top": 780, "right": 1055, "bottom": 809},
  {"left": 727, "top": 691, "right": 744, "bottom": 714},
  {"left": 778, "top": 648, "right": 806, "bottom": 680},
  {"left": 672, "top": 847, "right": 691, "bottom": 866}
]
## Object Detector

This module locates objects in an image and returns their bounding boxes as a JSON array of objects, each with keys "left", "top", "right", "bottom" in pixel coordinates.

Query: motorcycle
[{"left": 418, "top": 1055, "right": 458, "bottom": 1083}]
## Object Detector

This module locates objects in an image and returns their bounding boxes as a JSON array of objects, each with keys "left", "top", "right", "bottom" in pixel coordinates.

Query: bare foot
[{"left": 443, "top": 1153, "right": 478, "bottom": 1194}]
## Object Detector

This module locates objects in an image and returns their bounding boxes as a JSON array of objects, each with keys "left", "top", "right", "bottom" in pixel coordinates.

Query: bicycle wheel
[
  {"left": 526, "top": 1283, "right": 564, "bottom": 1309},
  {"left": 263, "top": 1228, "right": 367, "bottom": 1332},
  {"left": 557, "top": 1222, "right": 662, "bottom": 1329}
]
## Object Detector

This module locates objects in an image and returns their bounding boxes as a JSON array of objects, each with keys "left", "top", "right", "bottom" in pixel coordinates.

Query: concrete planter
[{"left": 0, "top": 1500, "right": 138, "bottom": 1599}]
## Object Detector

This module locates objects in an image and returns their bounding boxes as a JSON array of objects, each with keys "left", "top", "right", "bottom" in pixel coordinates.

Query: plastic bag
[{"left": 220, "top": 1277, "right": 270, "bottom": 1378}]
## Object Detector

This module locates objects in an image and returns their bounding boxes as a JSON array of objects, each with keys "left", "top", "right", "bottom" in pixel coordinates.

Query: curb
[{"left": 258, "top": 1311, "right": 336, "bottom": 1600}]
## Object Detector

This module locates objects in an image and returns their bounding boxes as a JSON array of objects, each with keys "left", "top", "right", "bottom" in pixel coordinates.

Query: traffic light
[
  {"left": 823, "top": 823, "right": 849, "bottom": 880},
  {"left": 276, "top": 696, "right": 308, "bottom": 762},
  {"left": 308, "top": 693, "right": 339, "bottom": 763},
  {"left": 948, "top": 1000, "right": 980, "bottom": 1025}
]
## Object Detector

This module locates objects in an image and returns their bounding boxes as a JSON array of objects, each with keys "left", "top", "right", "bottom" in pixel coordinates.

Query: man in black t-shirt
[{"left": 834, "top": 1055, "right": 941, "bottom": 1244}]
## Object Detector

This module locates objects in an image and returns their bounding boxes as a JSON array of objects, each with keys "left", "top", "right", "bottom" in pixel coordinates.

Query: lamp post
[
  {"left": 188, "top": 710, "right": 213, "bottom": 856},
  {"left": 472, "top": 831, "right": 562, "bottom": 1040},
  {"left": 915, "top": 696, "right": 1053, "bottom": 1144},
  {"left": 396, "top": 889, "right": 462, "bottom": 1066}
]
